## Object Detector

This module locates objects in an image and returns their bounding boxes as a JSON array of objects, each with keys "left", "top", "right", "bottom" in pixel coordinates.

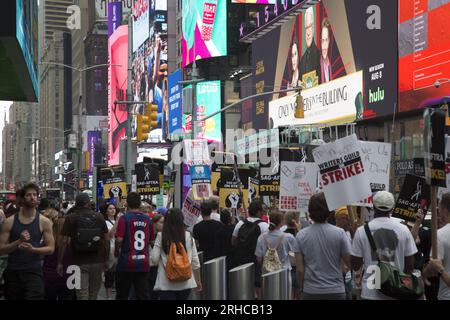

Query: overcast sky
[{"left": 0, "top": 101, "right": 12, "bottom": 172}]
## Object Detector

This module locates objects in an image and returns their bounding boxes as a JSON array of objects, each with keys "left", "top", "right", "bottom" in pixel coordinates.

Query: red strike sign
[{"left": 321, "top": 161, "right": 365, "bottom": 186}]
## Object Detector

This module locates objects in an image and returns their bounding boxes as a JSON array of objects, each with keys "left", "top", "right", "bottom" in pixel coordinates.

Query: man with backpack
[
  {"left": 351, "top": 191, "right": 418, "bottom": 300},
  {"left": 114, "top": 192, "right": 153, "bottom": 300},
  {"left": 230, "top": 200, "right": 269, "bottom": 299},
  {"left": 57, "top": 193, "right": 109, "bottom": 300}
]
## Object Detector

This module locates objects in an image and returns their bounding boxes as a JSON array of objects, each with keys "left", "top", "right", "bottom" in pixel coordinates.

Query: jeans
[
  {"left": 77, "top": 263, "right": 103, "bottom": 300},
  {"left": 159, "top": 289, "right": 191, "bottom": 300},
  {"left": 115, "top": 271, "right": 150, "bottom": 300},
  {"left": 4, "top": 268, "right": 44, "bottom": 300}
]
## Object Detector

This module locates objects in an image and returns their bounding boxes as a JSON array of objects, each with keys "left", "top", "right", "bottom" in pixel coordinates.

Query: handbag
[{"left": 364, "top": 223, "right": 424, "bottom": 300}]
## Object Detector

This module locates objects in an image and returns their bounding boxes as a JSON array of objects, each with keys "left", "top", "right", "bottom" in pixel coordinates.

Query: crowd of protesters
[{"left": 0, "top": 183, "right": 449, "bottom": 300}]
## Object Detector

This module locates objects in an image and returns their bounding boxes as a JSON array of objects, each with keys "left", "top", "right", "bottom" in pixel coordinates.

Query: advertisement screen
[
  {"left": 182, "top": 0, "right": 227, "bottom": 68},
  {"left": 16, "top": 0, "right": 39, "bottom": 99},
  {"left": 96, "top": 0, "right": 132, "bottom": 21},
  {"left": 168, "top": 70, "right": 183, "bottom": 138},
  {"left": 232, "top": 0, "right": 276, "bottom": 3},
  {"left": 108, "top": 25, "right": 128, "bottom": 166},
  {"left": 398, "top": 0, "right": 450, "bottom": 112},
  {"left": 252, "top": 0, "right": 398, "bottom": 129},
  {"left": 87, "top": 131, "right": 101, "bottom": 175},
  {"left": 108, "top": 2, "right": 123, "bottom": 37},
  {"left": 131, "top": 0, "right": 168, "bottom": 141},
  {"left": 132, "top": 0, "right": 150, "bottom": 52},
  {"left": 183, "top": 80, "right": 222, "bottom": 142}
]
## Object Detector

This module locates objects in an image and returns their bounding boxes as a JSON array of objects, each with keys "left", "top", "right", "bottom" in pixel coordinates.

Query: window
[
  {"left": 95, "top": 83, "right": 102, "bottom": 91},
  {"left": 95, "top": 70, "right": 102, "bottom": 78}
]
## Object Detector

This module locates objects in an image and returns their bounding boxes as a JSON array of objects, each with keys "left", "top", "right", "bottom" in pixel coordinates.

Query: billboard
[
  {"left": 168, "top": 70, "right": 183, "bottom": 138},
  {"left": 87, "top": 131, "right": 101, "bottom": 175},
  {"left": 132, "top": 0, "right": 150, "bottom": 53},
  {"left": 232, "top": 0, "right": 276, "bottom": 3},
  {"left": 183, "top": 81, "right": 222, "bottom": 141},
  {"left": 108, "top": 2, "right": 123, "bottom": 37},
  {"left": 182, "top": 0, "right": 227, "bottom": 67},
  {"left": 131, "top": 0, "right": 168, "bottom": 141},
  {"left": 398, "top": 0, "right": 450, "bottom": 112},
  {"left": 96, "top": 0, "right": 133, "bottom": 21},
  {"left": 252, "top": 0, "right": 398, "bottom": 129},
  {"left": 108, "top": 25, "right": 128, "bottom": 166},
  {"left": 16, "top": 0, "right": 39, "bottom": 100}
]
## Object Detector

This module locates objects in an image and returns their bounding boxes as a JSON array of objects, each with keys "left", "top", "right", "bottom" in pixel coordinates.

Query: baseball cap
[{"left": 373, "top": 191, "right": 395, "bottom": 212}]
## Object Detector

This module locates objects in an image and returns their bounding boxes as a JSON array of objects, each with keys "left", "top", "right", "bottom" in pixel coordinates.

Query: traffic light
[
  {"left": 145, "top": 103, "right": 159, "bottom": 129},
  {"left": 137, "top": 113, "right": 150, "bottom": 142}
]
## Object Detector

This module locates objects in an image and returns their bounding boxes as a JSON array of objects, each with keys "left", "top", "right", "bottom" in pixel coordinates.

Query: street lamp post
[{"left": 40, "top": 62, "right": 122, "bottom": 194}]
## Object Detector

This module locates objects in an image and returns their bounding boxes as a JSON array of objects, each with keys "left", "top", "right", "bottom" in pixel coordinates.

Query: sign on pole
[
  {"left": 280, "top": 162, "right": 318, "bottom": 212},
  {"left": 312, "top": 134, "right": 372, "bottom": 211},
  {"left": 182, "top": 190, "right": 201, "bottom": 228},
  {"left": 424, "top": 108, "right": 446, "bottom": 187},
  {"left": 393, "top": 174, "right": 430, "bottom": 223},
  {"left": 135, "top": 163, "right": 160, "bottom": 196}
]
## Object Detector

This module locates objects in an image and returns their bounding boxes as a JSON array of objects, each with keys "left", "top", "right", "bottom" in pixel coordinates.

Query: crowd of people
[{"left": 0, "top": 182, "right": 449, "bottom": 300}]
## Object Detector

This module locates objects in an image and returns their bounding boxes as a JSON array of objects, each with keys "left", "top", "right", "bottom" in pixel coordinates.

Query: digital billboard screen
[
  {"left": 182, "top": 0, "right": 227, "bottom": 68},
  {"left": 16, "top": 0, "right": 39, "bottom": 100},
  {"left": 131, "top": 0, "right": 168, "bottom": 141},
  {"left": 183, "top": 80, "right": 222, "bottom": 142},
  {"left": 108, "top": 25, "right": 128, "bottom": 166},
  {"left": 252, "top": 0, "right": 398, "bottom": 129},
  {"left": 232, "top": 0, "right": 276, "bottom": 3},
  {"left": 168, "top": 69, "right": 183, "bottom": 138},
  {"left": 398, "top": 0, "right": 450, "bottom": 112}
]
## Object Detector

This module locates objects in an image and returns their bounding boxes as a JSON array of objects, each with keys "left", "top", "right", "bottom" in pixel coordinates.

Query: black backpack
[
  {"left": 73, "top": 212, "right": 103, "bottom": 253},
  {"left": 230, "top": 219, "right": 263, "bottom": 268}
]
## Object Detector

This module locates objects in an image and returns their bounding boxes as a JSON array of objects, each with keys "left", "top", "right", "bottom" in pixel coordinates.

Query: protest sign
[
  {"left": 182, "top": 190, "right": 202, "bottom": 228},
  {"left": 280, "top": 162, "right": 318, "bottom": 212},
  {"left": 184, "top": 139, "right": 210, "bottom": 166},
  {"left": 438, "top": 136, "right": 450, "bottom": 198},
  {"left": 219, "top": 167, "right": 250, "bottom": 209},
  {"left": 135, "top": 163, "right": 160, "bottom": 195},
  {"left": 248, "top": 176, "right": 260, "bottom": 204},
  {"left": 393, "top": 174, "right": 430, "bottom": 222},
  {"left": 312, "top": 134, "right": 372, "bottom": 211},
  {"left": 190, "top": 165, "right": 212, "bottom": 200},
  {"left": 354, "top": 141, "right": 391, "bottom": 206},
  {"left": 424, "top": 109, "right": 446, "bottom": 187},
  {"left": 101, "top": 166, "right": 127, "bottom": 201}
]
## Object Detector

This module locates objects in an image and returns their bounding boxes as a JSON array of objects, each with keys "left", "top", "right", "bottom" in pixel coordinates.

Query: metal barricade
[
  {"left": 203, "top": 256, "right": 227, "bottom": 300},
  {"left": 261, "top": 268, "right": 290, "bottom": 300},
  {"left": 188, "top": 251, "right": 203, "bottom": 300},
  {"left": 228, "top": 263, "right": 255, "bottom": 300}
]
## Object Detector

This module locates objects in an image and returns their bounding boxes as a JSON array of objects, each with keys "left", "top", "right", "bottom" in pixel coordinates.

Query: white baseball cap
[{"left": 373, "top": 191, "right": 395, "bottom": 212}]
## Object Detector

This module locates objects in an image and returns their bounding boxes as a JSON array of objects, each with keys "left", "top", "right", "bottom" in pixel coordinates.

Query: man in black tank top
[{"left": 0, "top": 183, "right": 55, "bottom": 300}]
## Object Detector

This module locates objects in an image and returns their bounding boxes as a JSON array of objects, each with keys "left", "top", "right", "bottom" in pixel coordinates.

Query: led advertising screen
[
  {"left": 131, "top": 0, "right": 168, "bottom": 141},
  {"left": 96, "top": 0, "right": 133, "bottom": 21},
  {"left": 16, "top": 0, "right": 39, "bottom": 100},
  {"left": 398, "top": 0, "right": 450, "bottom": 112},
  {"left": 182, "top": 0, "right": 227, "bottom": 68},
  {"left": 132, "top": 0, "right": 150, "bottom": 52},
  {"left": 183, "top": 81, "right": 222, "bottom": 142},
  {"left": 108, "top": 2, "right": 123, "bottom": 37},
  {"left": 252, "top": 0, "right": 398, "bottom": 129},
  {"left": 232, "top": 0, "right": 276, "bottom": 3},
  {"left": 168, "top": 69, "right": 183, "bottom": 138},
  {"left": 108, "top": 25, "right": 128, "bottom": 166}
]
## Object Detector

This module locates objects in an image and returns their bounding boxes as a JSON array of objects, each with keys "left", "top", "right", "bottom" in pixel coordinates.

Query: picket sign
[{"left": 312, "top": 134, "right": 372, "bottom": 211}]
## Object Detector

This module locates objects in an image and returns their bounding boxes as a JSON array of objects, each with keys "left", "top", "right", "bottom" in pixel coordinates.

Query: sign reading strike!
[
  {"left": 182, "top": 190, "right": 201, "bottom": 228},
  {"left": 393, "top": 174, "right": 430, "bottom": 223},
  {"left": 280, "top": 162, "right": 317, "bottom": 212},
  {"left": 312, "top": 134, "right": 371, "bottom": 211}
]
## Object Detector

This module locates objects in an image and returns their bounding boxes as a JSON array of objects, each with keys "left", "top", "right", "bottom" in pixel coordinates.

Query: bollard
[
  {"left": 261, "top": 268, "right": 290, "bottom": 300},
  {"left": 203, "top": 256, "right": 227, "bottom": 300},
  {"left": 188, "top": 251, "right": 204, "bottom": 300},
  {"left": 228, "top": 263, "right": 255, "bottom": 300}
]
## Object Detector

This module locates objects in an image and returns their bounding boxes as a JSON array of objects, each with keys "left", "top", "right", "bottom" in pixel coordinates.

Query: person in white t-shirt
[
  {"left": 351, "top": 191, "right": 418, "bottom": 300},
  {"left": 424, "top": 193, "right": 450, "bottom": 300},
  {"left": 194, "top": 196, "right": 221, "bottom": 225}
]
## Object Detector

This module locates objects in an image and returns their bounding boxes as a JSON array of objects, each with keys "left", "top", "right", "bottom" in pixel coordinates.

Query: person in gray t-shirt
[{"left": 294, "top": 193, "right": 352, "bottom": 300}]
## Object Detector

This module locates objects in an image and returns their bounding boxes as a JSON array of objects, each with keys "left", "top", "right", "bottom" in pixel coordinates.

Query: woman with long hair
[
  {"left": 42, "top": 208, "right": 74, "bottom": 300},
  {"left": 150, "top": 208, "right": 202, "bottom": 300},
  {"left": 101, "top": 203, "right": 119, "bottom": 300},
  {"left": 149, "top": 214, "right": 164, "bottom": 300}
]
